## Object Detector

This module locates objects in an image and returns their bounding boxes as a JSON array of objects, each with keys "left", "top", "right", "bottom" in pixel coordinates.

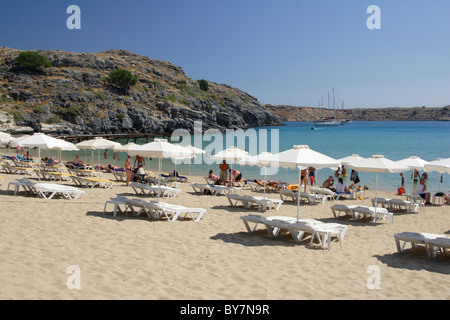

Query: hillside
[
  {"left": 0, "top": 47, "right": 281, "bottom": 135},
  {"left": 266, "top": 105, "right": 450, "bottom": 122}
]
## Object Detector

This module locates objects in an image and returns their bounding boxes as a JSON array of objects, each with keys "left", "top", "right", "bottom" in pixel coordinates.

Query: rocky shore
[
  {"left": 266, "top": 104, "right": 450, "bottom": 122},
  {"left": 0, "top": 47, "right": 281, "bottom": 135}
]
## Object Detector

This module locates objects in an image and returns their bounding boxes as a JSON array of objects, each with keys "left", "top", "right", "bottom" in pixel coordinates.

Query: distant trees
[
  {"left": 107, "top": 69, "right": 137, "bottom": 94},
  {"left": 15, "top": 51, "right": 51, "bottom": 72}
]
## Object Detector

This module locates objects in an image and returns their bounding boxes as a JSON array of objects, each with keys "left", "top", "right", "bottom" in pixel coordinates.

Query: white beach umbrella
[
  {"left": 9, "top": 135, "right": 30, "bottom": 148},
  {"left": 113, "top": 142, "right": 138, "bottom": 153},
  {"left": 76, "top": 137, "right": 121, "bottom": 181},
  {"left": 13, "top": 133, "right": 79, "bottom": 181},
  {"left": 267, "top": 145, "right": 340, "bottom": 221},
  {"left": 210, "top": 146, "right": 249, "bottom": 186},
  {"left": 239, "top": 152, "right": 273, "bottom": 200},
  {"left": 183, "top": 145, "right": 206, "bottom": 177},
  {"left": 127, "top": 139, "right": 191, "bottom": 202},
  {"left": 424, "top": 158, "right": 450, "bottom": 192},
  {"left": 396, "top": 156, "right": 429, "bottom": 193},
  {"left": 338, "top": 154, "right": 365, "bottom": 165},
  {"left": 347, "top": 155, "right": 410, "bottom": 211},
  {"left": 171, "top": 144, "right": 196, "bottom": 178}
]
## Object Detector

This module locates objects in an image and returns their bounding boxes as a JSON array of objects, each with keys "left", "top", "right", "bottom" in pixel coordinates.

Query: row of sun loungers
[
  {"left": 226, "top": 194, "right": 283, "bottom": 212},
  {"left": 371, "top": 197, "right": 423, "bottom": 214},
  {"left": 103, "top": 196, "right": 206, "bottom": 222},
  {"left": 7, "top": 178, "right": 85, "bottom": 200},
  {"left": 240, "top": 214, "right": 348, "bottom": 251},
  {"left": 190, "top": 183, "right": 240, "bottom": 196},
  {"left": 394, "top": 232, "right": 450, "bottom": 258}
]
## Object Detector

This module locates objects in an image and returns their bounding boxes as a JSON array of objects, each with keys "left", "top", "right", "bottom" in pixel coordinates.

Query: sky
[{"left": 1, "top": 0, "right": 449, "bottom": 108}]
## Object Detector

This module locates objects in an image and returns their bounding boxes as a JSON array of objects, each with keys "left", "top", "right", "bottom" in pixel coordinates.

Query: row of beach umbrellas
[{"left": 2, "top": 132, "right": 449, "bottom": 211}]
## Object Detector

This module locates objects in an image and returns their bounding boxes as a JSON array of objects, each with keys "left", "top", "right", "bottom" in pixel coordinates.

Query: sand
[{"left": 0, "top": 171, "right": 448, "bottom": 300}]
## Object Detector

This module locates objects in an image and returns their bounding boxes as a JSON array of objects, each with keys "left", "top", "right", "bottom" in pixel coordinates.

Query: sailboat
[{"left": 314, "top": 89, "right": 341, "bottom": 126}]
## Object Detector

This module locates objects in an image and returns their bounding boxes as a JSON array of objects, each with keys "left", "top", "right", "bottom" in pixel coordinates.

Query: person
[
  {"left": 134, "top": 155, "right": 145, "bottom": 170},
  {"left": 208, "top": 170, "right": 219, "bottom": 181},
  {"left": 104, "top": 149, "right": 108, "bottom": 159},
  {"left": 341, "top": 165, "right": 347, "bottom": 177},
  {"left": 107, "top": 163, "right": 125, "bottom": 172},
  {"left": 72, "top": 155, "right": 85, "bottom": 167},
  {"left": 400, "top": 173, "right": 405, "bottom": 186},
  {"left": 322, "top": 176, "right": 336, "bottom": 192},
  {"left": 229, "top": 168, "right": 242, "bottom": 185},
  {"left": 336, "top": 177, "right": 352, "bottom": 193},
  {"left": 23, "top": 151, "right": 33, "bottom": 161},
  {"left": 308, "top": 167, "right": 316, "bottom": 186},
  {"left": 350, "top": 169, "right": 360, "bottom": 184},
  {"left": 125, "top": 155, "right": 132, "bottom": 187},
  {"left": 334, "top": 166, "right": 341, "bottom": 177},
  {"left": 421, "top": 172, "right": 428, "bottom": 181},
  {"left": 219, "top": 160, "right": 229, "bottom": 185},
  {"left": 412, "top": 169, "right": 420, "bottom": 182},
  {"left": 415, "top": 178, "right": 431, "bottom": 205},
  {"left": 300, "top": 168, "right": 308, "bottom": 192}
]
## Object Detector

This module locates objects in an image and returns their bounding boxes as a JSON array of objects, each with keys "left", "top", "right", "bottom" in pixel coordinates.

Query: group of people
[{"left": 208, "top": 160, "right": 243, "bottom": 186}]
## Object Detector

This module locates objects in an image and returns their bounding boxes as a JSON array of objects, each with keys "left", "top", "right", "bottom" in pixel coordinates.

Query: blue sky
[{"left": 1, "top": 0, "right": 449, "bottom": 108}]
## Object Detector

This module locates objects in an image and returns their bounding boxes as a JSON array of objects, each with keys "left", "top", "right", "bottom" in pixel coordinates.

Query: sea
[{"left": 35, "top": 121, "right": 449, "bottom": 193}]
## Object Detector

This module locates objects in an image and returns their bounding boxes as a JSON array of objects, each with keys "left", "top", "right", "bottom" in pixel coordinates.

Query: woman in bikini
[{"left": 125, "top": 156, "right": 132, "bottom": 186}]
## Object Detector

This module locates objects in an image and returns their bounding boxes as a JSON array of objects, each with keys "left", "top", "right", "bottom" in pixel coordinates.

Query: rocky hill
[
  {"left": 267, "top": 105, "right": 450, "bottom": 122},
  {"left": 0, "top": 47, "right": 281, "bottom": 135}
]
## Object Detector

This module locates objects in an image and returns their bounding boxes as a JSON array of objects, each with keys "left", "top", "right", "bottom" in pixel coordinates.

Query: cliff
[
  {"left": 0, "top": 47, "right": 281, "bottom": 135},
  {"left": 266, "top": 105, "right": 450, "bottom": 122}
]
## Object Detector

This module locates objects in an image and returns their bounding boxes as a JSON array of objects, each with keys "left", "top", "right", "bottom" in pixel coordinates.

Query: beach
[{"left": 0, "top": 171, "right": 448, "bottom": 300}]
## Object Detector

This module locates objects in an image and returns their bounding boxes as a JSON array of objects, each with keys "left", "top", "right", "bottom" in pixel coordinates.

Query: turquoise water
[{"left": 33, "top": 121, "right": 449, "bottom": 193}]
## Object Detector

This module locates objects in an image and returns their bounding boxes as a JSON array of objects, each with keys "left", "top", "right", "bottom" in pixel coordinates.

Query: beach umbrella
[
  {"left": 183, "top": 145, "right": 206, "bottom": 178},
  {"left": 127, "top": 139, "right": 192, "bottom": 202},
  {"left": 267, "top": 145, "right": 340, "bottom": 221},
  {"left": 338, "top": 154, "right": 365, "bottom": 165},
  {"left": 396, "top": 156, "right": 429, "bottom": 193},
  {"left": 424, "top": 158, "right": 450, "bottom": 192},
  {"left": 210, "top": 146, "right": 249, "bottom": 186},
  {"left": 171, "top": 144, "right": 197, "bottom": 178},
  {"left": 76, "top": 137, "right": 121, "bottom": 182},
  {"left": 12, "top": 132, "right": 79, "bottom": 181},
  {"left": 347, "top": 155, "right": 409, "bottom": 211},
  {"left": 239, "top": 152, "right": 273, "bottom": 200},
  {"left": 113, "top": 142, "right": 138, "bottom": 153}
]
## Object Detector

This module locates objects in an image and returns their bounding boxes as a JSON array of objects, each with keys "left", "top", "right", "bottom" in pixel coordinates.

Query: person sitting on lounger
[
  {"left": 208, "top": 170, "right": 219, "bottom": 181},
  {"left": 107, "top": 164, "right": 125, "bottom": 172},
  {"left": 336, "top": 178, "right": 349, "bottom": 193},
  {"left": 416, "top": 178, "right": 431, "bottom": 205},
  {"left": 72, "top": 155, "right": 85, "bottom": 166},
  {"left": 322, "top": 176, "right": 336, "bottom": 192},
  {"left": 23, "top": 151, "right": 33, "bottom": 161}
]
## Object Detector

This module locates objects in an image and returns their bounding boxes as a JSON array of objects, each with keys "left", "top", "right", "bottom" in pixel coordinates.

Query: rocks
[{"left": 0, "top": 47, "right": 282, "bottom": 135}]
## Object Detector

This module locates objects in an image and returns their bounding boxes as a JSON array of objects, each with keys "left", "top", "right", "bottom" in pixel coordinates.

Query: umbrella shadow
[
  {"left": 210, "top": 230, "right": 301, "bottom": 248},
  {"left": 374, "top": 251, "right": 450, "bottom": 274}
]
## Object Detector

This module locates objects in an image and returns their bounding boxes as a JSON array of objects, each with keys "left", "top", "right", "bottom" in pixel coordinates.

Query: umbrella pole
[
  {"left": 38, "top": 148, "right": 41, "bottom": 182},
  {"left": 411, "top": 169, "right": 414, "bottom": 194},
  {"left": 375, "top": 172, "right": 379, "bottom": 214},
  {"left": 157, "top": 158, "right": 161, "bottom": 202},
  {"left": 296, "top": 168, "right": 301, "bottom": 221}
]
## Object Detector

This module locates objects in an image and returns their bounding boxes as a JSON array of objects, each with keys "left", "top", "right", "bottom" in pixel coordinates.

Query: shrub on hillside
[
  {"left": 107, "top": 69, "right": 137, "bottom": 94},
  {"left": 15, "top": 51, "right": 51, "bottom": 72}
]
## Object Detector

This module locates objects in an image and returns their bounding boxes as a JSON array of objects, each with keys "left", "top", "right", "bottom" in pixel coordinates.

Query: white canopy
[
  {"left": 338, "top": 154, "right": 365, "bottom": 165},
  {"left": 0, "top": 131, "right": 13, "bottom": 143},
  {"left": 76, "top": 137, "right": 120, "bottom": 150},
  {"left": 210, "top": 146, "right": 249, "bottom": 163},
  {"left": 346, "top": 155, "right": 409, "bottom": 173},
  {"left": 267, "top": 145, "right": 340, "bottom": 170},
  {"left": 14, "top": 132, "right": 78, "bottom": 151},
  {"left": 424, "top": 158, "right": 450, "bottom": 174}
]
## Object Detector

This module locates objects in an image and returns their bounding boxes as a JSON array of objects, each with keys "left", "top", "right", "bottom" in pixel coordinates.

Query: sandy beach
[{"left": 0, "top": 171, "right": 448, "bottom": 300}]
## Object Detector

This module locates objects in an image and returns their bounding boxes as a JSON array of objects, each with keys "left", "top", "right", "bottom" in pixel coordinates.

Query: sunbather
[
  {"left": 208, "top": 170, "right": 219, "bottom": 181},
  {"left": 416, "top": 178, "right": 431, "bottom": 205},
  {"left": 322, "top": 176, "right": 336, "bottom": 192}
]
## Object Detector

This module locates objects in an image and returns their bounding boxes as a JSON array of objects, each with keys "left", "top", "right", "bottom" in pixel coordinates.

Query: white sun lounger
[
  {"left": 209, "top": 185, "right": 240, "bottom": 196},
  {"left": 190, "top": 183, "right": 213, "bottom": 194},
  {"left": 242, "top": 215, "right": 347, "bottom": 251},
  {"left": 34, "top": 183, "right": 85, "bottom": 200},
  {"left": 278, "top": 189, "right": 320, "bottom": 205},
  {"left": 226, "top": 194, "right": 283, "bottom": 211},
  {"left": 330, "top": 204, "right": 360, "bottom": 219},
  {"left": 310, "top": 187, "right": 337, "bottom": 203},
  {"left": 388, "top": 198, "right": 419, "bottom": 213},
  {"left": 426, "top": 237, "right": 450, "bottom": 258},
  {"left": 131, "top": 182, "right": 181, "bottom": 198},
  {"left": 71, "top": 176, "right": 115, "bottom": 189},
  {"left": 103, "top": 197, "right": 129, "bottom": 217},
  {"left": 352, "top": 206, "right": 393, "bottom": 224},
  {"left": 371, "top": 197, "right": 392, "bottom": 208},
  {"left": 404, "top": 193, "right": 425, "bottom": 214},
  {"left": 394, "top": 232, "right": 445, "bottom": 257}
]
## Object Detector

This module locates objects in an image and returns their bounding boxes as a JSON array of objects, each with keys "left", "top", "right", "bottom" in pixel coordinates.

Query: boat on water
[{"left": 314, "top": 88, "right": 348, "bottom": 126}]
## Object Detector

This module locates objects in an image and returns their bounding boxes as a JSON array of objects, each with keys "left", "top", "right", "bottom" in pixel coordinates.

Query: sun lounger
[
  {"left": 68, "top": 168, "right": 101, "bottom": 177},
  {"left": 3, "top": 164, "right": 37, "bottom": 175},
  {"left": 330, "top": 204, "right": 360, "bottom": 219},
  {"left": 241, "top": 215, "right": 347, "bottom": 250},
  {"left": 103, "top": 197, "right": 129, "bottom": 217},
  {"left": 279, "top": 189, "right": 321, "bottom": 205},
  {"left": 403, "top": 193, "right": 425, "bottom": 214},
  {"left": 394, "top": 232, "right": 445, "bottom": 257},
  {"left": 352, "top": 206, "right": 393, "bottom": 224},
  {"left": 34, "top": 183, "right": 85, "bottom": 200},
  {"left": 190, "top": 183, "right": 213, "bottom": 194},
  {"left": 38, "top": 171, "right": 74, "bottom": 182},
  {"left": 226, "top": 194, "right": 283, "bottom": 211},
  {"left": 310, "top": 187, "right": 337, "bottom": 203},
  {"left": 371, "top": 197, "right": 391, "bottom": 208},
  {"left": 130, "top": 182, "right": 181, "bottom": 198},
  {"left": 388, "top": 198, "right": 419, "bottom": 213},
  {"left": 71, "top": 176, "right": 115, "bottom": 189},
  {"left": 209, "top": 185, "right": 240, "bottom": 196},
  {"left": 426, "top": 237, "right": 450, "bottom": 258},
  {"left": 120, "top": 197, "right": 206, "bottom": 221},
  {"left": 111, "top": 171, "right": 128, "bottom": 182}
]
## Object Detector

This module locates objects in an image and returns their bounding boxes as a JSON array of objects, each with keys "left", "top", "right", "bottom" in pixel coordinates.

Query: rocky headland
[
  {"left": 266, "top": 104, "right": 450, "bottom": 122},
  {"left": 0, "top": 47, "right": 281, "bottom": 135}
]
